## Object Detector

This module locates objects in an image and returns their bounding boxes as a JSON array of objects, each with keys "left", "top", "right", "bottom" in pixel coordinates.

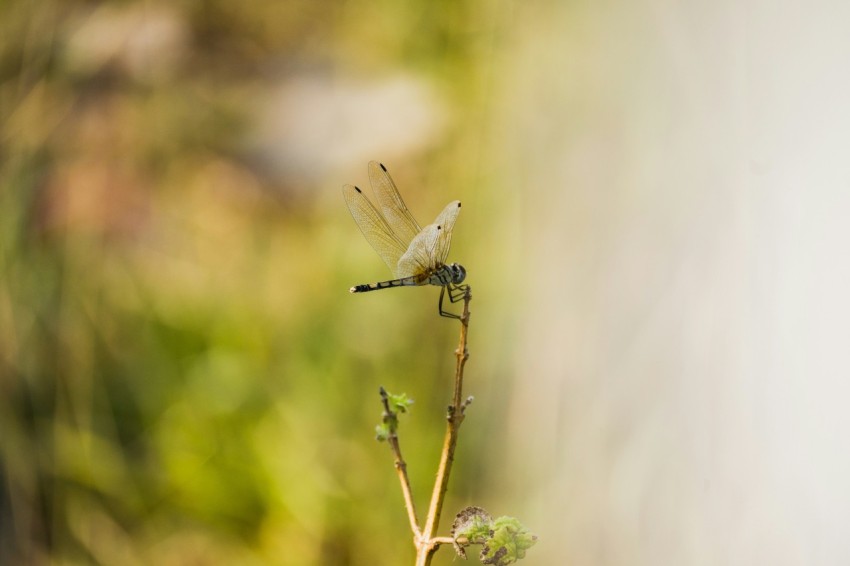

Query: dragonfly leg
[
  {"left": 438, "top": 285, "right": 461, "bottom": 319},
  {"left": 447, "top": 283, "right": 469, "bottom": 303},
  {"left": 439, "top": 284, "right": 470, "bottom": 318}
]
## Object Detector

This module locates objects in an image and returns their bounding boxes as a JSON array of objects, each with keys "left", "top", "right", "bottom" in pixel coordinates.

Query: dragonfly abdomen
[{"left": 349, "top": 275, "right": 423, "bottom": 293}]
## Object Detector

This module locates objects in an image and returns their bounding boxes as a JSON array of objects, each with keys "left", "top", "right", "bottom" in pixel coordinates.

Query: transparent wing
[
  {"left": 432, "top": 200, "right": 462, "bottom": 264},
  {"left": 396, "top": 223, "right": 441, "bottom": 278},
  {"left": 342, "top": 184, "right": 408, "bottom": 275},
  {"left": 368, "top": 161, "right": 422, "bottom": 247}
]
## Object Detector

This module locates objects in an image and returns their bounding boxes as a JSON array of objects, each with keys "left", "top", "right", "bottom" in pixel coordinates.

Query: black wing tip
[
  {"left": 457, "top": 202, "right": 462, "bottom": 208},
  {"left": 379, "top": 162, "right": 387, "bottom": 172},
  {"left": 354, "top": 186, "right": 362, "bottom": 193}
]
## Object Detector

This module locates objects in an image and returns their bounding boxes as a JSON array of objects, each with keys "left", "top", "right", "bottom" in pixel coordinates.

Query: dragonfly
[{"left": 343, "top": 161, "right": 468, "bottom": 319}]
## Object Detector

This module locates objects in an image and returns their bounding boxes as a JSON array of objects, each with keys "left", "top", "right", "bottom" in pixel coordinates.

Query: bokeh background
[{"left": 3, "top": 1, "right": 850, "bottom": 565}]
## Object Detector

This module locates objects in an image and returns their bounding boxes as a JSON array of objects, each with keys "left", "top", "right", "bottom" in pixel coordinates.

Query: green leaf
[
  {"left": 450, "top": 507, "right": 537, "bottom": 563},
  {"left": 375, "top": 423, "right": 390, "bottom": 442},
  {"left": 480, "top": 516, "right": 538, "bottom": 565},
  {"left": 375, "top": 391, "right": 412, "bottom": 439},
  {"left": 388, "top": 392, "right": 414, "bottom": 413}
]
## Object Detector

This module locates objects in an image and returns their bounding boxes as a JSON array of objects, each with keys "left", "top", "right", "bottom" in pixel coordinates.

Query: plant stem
[
  {"left": 415, "top": 286, "right": 472, "bottom": 565},
  {"left": 379, "top": 387, "right": 421, "bottom": 538}
]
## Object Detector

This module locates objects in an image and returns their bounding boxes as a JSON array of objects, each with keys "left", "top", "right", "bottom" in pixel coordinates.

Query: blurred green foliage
[{"left": 0, "top": 1, "right": 517, "bottom": 564}]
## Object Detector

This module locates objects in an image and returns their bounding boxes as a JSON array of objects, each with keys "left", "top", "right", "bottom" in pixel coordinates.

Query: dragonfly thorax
[{"left": 424, "top": 263, "right": 467, "bottom": 288}]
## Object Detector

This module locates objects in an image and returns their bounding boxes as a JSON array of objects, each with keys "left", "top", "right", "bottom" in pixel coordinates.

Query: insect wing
[
  {"left": 342, "top": 184, "right": 407, "bottom": 275},
  {"left": 432, "top": 200, "right": 461, "bottom": 264},
  {"left": 368, "top": 161, "right": 422, "bottom": 247},
  {"left": 396, "top": 223, "right": 441, "bottom": 278}
]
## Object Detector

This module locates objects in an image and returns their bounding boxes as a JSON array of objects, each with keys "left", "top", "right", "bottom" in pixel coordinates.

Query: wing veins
[
  {"left": 397, "top": 223, "right": 440, "bottom": 278},
  {"left": 433, "top": 200, "right": 461, "bottom": 264},
  {"left": 342, "top": 184, "right": 407, "bottom": 276},
  {"left": 368, "top": 161, "right": 422, "bottom": 247}
]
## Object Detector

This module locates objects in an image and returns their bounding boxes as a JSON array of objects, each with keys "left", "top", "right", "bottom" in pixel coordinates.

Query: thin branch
[
  {"left": 379, "top": 387, "right": 421, "bottom": 539},
  {"left": 429, "top": 536, "right": 459, "bottom": 546},
  {"left": 415, "top": 286, "right": 472, "bottom": 566}
]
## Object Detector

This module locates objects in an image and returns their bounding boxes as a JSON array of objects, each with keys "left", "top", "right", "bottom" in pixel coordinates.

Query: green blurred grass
[{"left": 0, "top": 1, "right": 518, "bottom": 564}]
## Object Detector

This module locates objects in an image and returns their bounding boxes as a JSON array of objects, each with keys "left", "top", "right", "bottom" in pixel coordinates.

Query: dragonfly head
[{"left": 448, "top": 263, "right": 467, "bottom": 285}]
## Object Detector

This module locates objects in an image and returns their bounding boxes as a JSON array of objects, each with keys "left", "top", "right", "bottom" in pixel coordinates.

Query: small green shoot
[
  {"left": 388, "top": 392, "right": 414, "bottom": 413},
  {"left": 376, "top": 388, "right": 413, "bottom": 442}
]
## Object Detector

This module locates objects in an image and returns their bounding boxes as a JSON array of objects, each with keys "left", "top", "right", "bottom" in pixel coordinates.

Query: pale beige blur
[{"left": 492, "top": 1, "right": 850, "bottom": 565}]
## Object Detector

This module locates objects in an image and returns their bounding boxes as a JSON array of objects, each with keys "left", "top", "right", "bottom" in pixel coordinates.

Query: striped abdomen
[{"left": 350, "top": 275, "right": 424, "bottom": 293}]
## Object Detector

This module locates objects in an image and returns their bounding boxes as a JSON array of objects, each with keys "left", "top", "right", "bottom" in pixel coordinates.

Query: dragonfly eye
[{"left": 451, "top": 263, "right": 467, "bottom": 284}]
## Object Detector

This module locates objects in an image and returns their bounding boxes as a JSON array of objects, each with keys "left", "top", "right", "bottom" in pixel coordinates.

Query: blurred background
[{"left": 2, "top": 0, "right": 850, "bottom": 565}]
